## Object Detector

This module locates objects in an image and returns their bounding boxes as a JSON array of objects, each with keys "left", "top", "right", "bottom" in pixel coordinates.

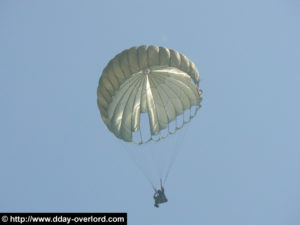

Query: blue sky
[{"left": 1, "top": 0, "right": 300, "bottom": 224}]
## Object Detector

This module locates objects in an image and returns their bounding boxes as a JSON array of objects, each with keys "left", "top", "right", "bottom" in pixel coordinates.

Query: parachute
[{"left": 97, "top": 45, "right": 202, "bottom": 144}]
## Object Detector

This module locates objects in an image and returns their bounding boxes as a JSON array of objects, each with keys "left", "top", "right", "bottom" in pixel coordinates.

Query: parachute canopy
[{"left": 97, "top": 45, "right": 202, "bottom": 144}]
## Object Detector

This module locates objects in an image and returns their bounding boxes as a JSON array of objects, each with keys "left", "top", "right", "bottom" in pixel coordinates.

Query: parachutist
[
  {"left": 153, "top": 180, "right": 168, "bottom": 208},
  {"left": 97, "top": 45, "right": 202, "bottom": 206}
]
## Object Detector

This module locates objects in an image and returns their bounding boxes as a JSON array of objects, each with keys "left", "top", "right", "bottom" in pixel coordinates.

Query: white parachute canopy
[{"left": 97, "top": 45, "right": 202, "bottom": 144}]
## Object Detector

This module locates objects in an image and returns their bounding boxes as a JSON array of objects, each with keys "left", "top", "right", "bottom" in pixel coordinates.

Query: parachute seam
[
  {"left": 125, "top": 50, "right": 133, "bottom": 75},
  {"left": 108, "top": 62, "right": 121, "bottom": 89},
  {"left": 116, "top": 53, "right": 128, "bottom": 80},
  {"left": 146, "top": 46, "right": 150, "bottom": 68},
  {"left": 136, "top": 47, "right": 141, "bottom": 71},
  {"left": 154, "top": 75, "right": 186, "bottom": 116},
  {"left": 153, "top": 75, "right": 186, "bottom": 131},
  {"left": 131, "top": 73, "right": 145, "bottom": 130},
  {"left": 120, "top": 75, "right": 144, "bottom": 141},
  {"left": 150, "top": 74, "right": 172, "bottom": 128},
  {"left": 146, "top": 75, "right": 161, "bottom": 138},
  {"left": 166, "top": 77, "right": 192, "bottom": 108},
  {"left": 109, "top": 73, "right": 143, "bottom": 136},
  {"left": 170, "top": 49, "right": 181, "bottom": 69},
  {"left": 179, "top": 54, "right": 189, "bottom": 73},
  {"left": 114, "top": 74, "right": 142, "bottom": 137},
  {"left": 134, "top": 76, "right": 147, "bottom": 144},
  {"left": 102, "top": 76, "right": 115, "bottom": 97},
  {"left": 97, "top": 82, "right": 110, "bottom": 107},
  {"left": 113, "top": 59, "right": 126, "bottom": 85},
  {"left": 148, "top": 76, "right": 169, "bottom": 140},
  {"left": 162, "top": 74, "right": 198, "bottom": 106}
]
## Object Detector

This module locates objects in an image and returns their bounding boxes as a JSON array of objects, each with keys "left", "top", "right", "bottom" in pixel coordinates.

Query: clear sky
[{"left": 1, "top": 0, "right": 300, "bottom": 224}]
